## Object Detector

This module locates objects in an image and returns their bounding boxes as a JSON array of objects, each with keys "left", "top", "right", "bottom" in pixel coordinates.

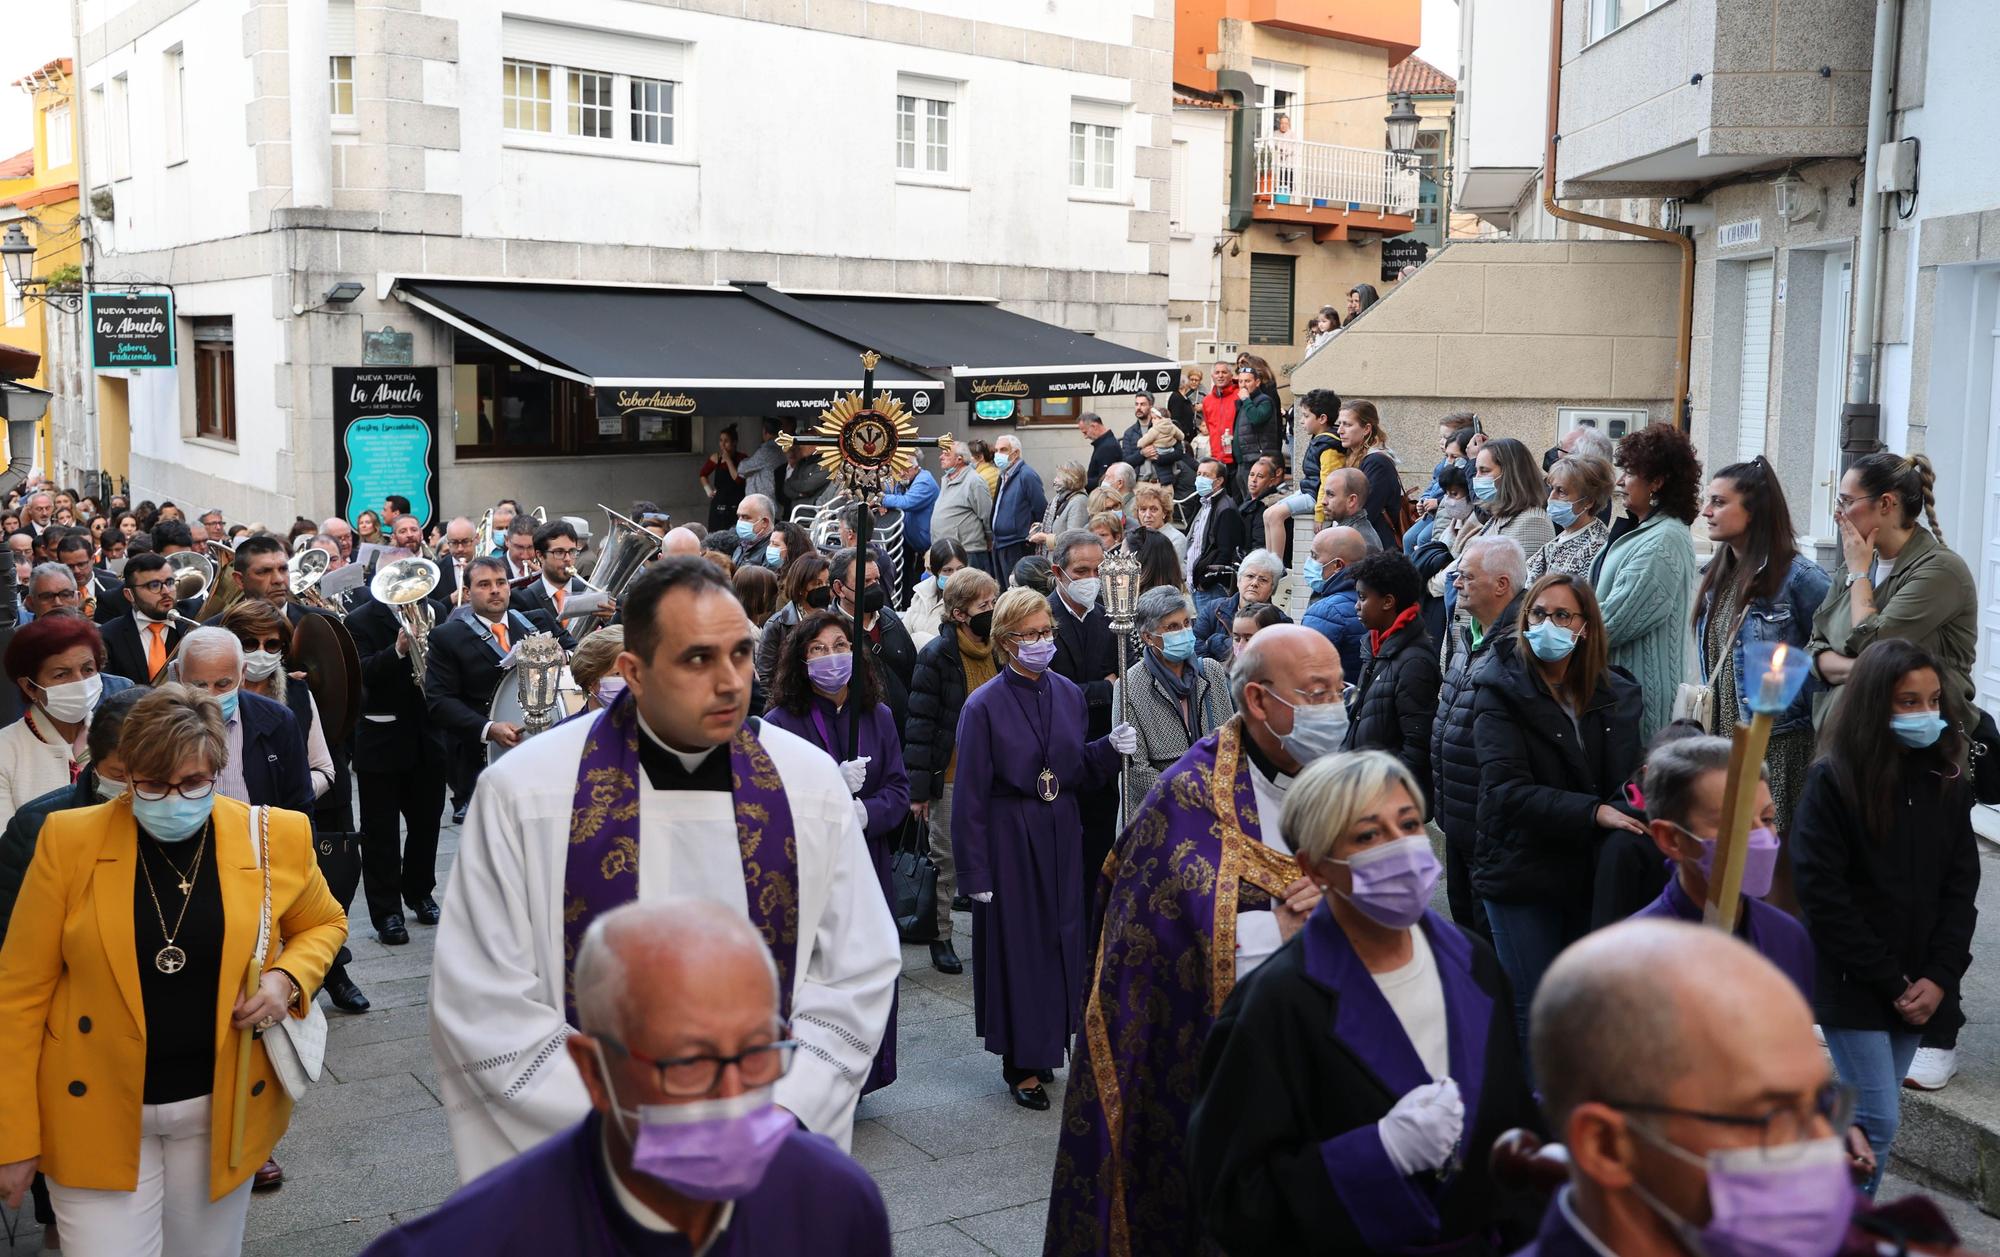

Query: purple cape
[
  {"left": 1044, "top": 718, "right": 1300, "bottom": 1257},
  {"left": 564, "top": 694, "right": 800, "bottom": 1026}
]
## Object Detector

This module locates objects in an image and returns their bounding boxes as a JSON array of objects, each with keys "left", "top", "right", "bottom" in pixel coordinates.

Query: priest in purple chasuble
[
  {"left": 1045, "top": 625, "right": 1341, "bottom": 1257},
  {"left": 428, "top": 559, "right": 901, "bottom": 1184}
]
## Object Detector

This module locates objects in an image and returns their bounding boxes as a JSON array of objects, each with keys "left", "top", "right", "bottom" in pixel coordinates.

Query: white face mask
[
  {"left": 243, "top": 650, "right": 284, "bottom": 681},
  {"left": 95, "top": 773, "right": 128, "bottom": 802},
  {"left": 36, "top": 674, "right": 103, "bottom": 724}
]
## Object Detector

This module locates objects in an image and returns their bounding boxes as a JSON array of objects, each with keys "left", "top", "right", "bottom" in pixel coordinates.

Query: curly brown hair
[{"left": 1612, "top": 423, "right": 1703, "bottom": 523}]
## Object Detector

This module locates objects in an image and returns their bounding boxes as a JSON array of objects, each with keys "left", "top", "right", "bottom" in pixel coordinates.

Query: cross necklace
[{"left": 136, "top": 830, "right": 209, "bottom": 975}]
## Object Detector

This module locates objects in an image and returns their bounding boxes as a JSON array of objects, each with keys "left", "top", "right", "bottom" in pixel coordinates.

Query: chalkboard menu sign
[
  {"left": 1381, "top": 237, "right": 1430, "bottom": 282},
  {"left": 333, "top": 368, "right": 440, "bottom": 529},
  {"left": 89, "top": 292, "right": 176, "bottom": 369}
]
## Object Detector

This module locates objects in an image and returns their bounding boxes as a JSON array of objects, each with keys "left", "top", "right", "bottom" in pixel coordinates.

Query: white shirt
[
  {"left": 1372, "top": 925, "right": 1449, "bottom": 1080},
  {"left": 429, "top": 709, "right": 900, "bottom": 1183},
  {"left": 1235, "top": 753, "right": 1300, "bottom": 978}
]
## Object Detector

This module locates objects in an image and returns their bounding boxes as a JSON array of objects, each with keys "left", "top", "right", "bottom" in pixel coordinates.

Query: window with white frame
[
  {"left": 44, "top": 103, "right": 72, "bottom": 168},
  {"left": 4, "top": 277, "right": 24, "bottom": 328},
  {"left": 1068, "top": 100, "right": 1123, "bottom": 192},
  {"left": 1591, "top": 0, "right": 1672, "bottom": 40},
  {"left": 108, "top": 75, "right": 131, "bottom": 180},
  {"left": 86, "top": 86, "right": 105, "bottom": 177},
  {"left": 330, "top": 58, "right": 355, "bottom": 117},
  {"left": 1250, "top": 58, "right": 1304, "bottom": 140},
  {"left": 329, "top": 0, "right": 357, "bottom": 123},
  {"left": 895, "top": 75, "right": 957, "bottom": 179},
  {"left": 499, "top": 20, "right": 688, "bottom": 155},
  {"left": 162, "top": 48, "right": 186, "bottom": 165}
]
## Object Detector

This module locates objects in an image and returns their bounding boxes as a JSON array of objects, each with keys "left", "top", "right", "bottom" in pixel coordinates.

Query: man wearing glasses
[
  {"left": 510, "top": 519, "right": 608, "bottom": 649},
  {"left": 365, "top": 899, "right": 889, "bottom": 1254},
  {"left": 100, "top": 553, "right": 190, "bottom": 684},
  {"left": 1524, "top": 919, "right": 1873, "bottom": 1255}
]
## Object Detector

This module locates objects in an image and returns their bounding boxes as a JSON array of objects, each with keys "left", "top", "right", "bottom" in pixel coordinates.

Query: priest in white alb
[{"left": 429, "top": 557, "right": 901, "bottom": 1182}]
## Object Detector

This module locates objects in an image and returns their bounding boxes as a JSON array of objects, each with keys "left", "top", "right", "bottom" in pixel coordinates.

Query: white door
[
  {"left": 1736, "top": 259, "right": 1775, "bottom": 462},
  {"left": 1810, "top": 255, "right": 1853, "bottom": 542}
]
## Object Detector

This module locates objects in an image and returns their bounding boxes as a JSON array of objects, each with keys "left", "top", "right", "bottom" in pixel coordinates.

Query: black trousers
[
  {"left": 993, "top": 542, "right": 1030, "bottom": 588},
  {"left": 447, "top": 734, "right": 486, "bottom": 810},
  {"left": 1443, "top": 830, "right": 1492, "bottom": 945},
  {"left": 357, "top": 758, "right": 449, "bottom": 925}
]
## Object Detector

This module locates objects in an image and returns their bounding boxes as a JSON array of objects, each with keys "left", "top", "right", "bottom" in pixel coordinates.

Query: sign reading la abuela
[{"left": 89, "top": 292, "right": 176, "bottom": 369}]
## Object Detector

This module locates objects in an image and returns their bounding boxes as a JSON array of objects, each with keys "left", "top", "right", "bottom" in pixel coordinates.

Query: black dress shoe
[
  {"left": 376, "top": 914, "right": 410, "bottom": 945},
  {"left": 451, "top": 804, "right": 467, "bottom": 825},
  {"left": 1009, "top": 1084, "right": 1051, "bottom": 1111},
  {"left": 929, "top": 940, "right": 962, "bottom": 975},
  {"left": 409, "top": 896, "right": 441, "bottom": 926},
  {"left": 1038, "top": 1069, "right": 1055, "bottom": 1084},
  {"left": 952, "top": 894, "right": 972, "bottom": 912},
  {"left": 325, "top": 970, "right": 370, "bottom": 1013}
]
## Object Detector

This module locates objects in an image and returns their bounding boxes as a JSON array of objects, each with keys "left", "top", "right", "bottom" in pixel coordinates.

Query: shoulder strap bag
[{"left": 251, "top": 805, "right": 328, "bottom": 1101}]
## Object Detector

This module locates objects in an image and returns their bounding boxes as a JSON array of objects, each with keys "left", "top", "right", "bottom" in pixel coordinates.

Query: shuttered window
[
  {"left": 1248, "top": 254, "right": 1296, "bottom": 345},
  {"left": 1737, "top": 259, "right": 1773, "bottom": 461}
]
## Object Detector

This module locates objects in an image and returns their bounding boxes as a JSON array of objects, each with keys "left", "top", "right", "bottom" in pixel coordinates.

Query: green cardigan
[
  {"left": 1594, "top": 511, "right": 1697, "bottom": 740},
  {"left": 1806, "top": 525, "right": 1978, "bottom": 726}
]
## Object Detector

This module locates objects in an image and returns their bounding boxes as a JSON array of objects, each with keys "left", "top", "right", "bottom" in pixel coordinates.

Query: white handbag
[{"left": 250, "top": 805, "right": 328, "bottom": 1101}]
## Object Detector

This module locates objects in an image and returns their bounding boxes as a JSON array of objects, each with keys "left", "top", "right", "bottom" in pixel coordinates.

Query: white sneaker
[{"left": 1905, "top": 1046, "right": 1958, "bottom": 1091}]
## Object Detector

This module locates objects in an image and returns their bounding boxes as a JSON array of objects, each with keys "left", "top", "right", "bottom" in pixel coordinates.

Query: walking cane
[{"left": 229, "top": 954, "right": 258, "bottom": 1169}]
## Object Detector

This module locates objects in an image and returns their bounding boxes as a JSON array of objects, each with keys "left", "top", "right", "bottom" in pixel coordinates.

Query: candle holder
[
  {"left": 1707, "top": 640, "right": 1808, "bottom": 932},
  {"left": 1743, "top": 639, "right": 1811, "bottom": 716},
  {"left": 1099, "top": 547, "right": 1144, "bottom": 814}
]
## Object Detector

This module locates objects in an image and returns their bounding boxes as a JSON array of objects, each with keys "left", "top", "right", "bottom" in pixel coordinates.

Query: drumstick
[{"left": 229, "top": 954, "right": 258, "bottom": 1168}]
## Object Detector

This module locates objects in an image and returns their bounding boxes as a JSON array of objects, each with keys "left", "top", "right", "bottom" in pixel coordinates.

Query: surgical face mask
[
  {"left": 1672, "top": 823, "right": 1781, "bottom": 901},
  {"left": 1015, "top": 638, "right": 1059, "bottom": 673},
  {"left": 734, "top": 520, "right": 757, "bottom": 543},
  {"left": 1890, "top": 711, "right": 1946, "bottom": 748},
  {"left": 596, "top": 675, "right": 627, "bottom": 706},
  {"left": 1547, "top": 496, "right": 1577, "bottom": 528},
  {"left": 243, "top": 650, "right": 284, "bottom": 682},
  {"left": 806, "top": 653, "right": 853, "bottom": 694},
  {"left": 934, "top": 569, "right": 950, "bottom": 594},
  {"left": 1195, "top": 475, "right": 1215, "bottom": 498},
  {"left": 594, "top": 1046, "right": 794, "bottom": 1202},
  {"left": 1471, "top": 474, "right": 1499, "bottom": 503},
  {"left": 1064, "top": 576, "right": 1102, "bottom": 608},
  {"left": 1628, "top": 1124, "right": 1854, "bottom": 1257},
  {"left": 1524, "top": 620, "right": 1578, "bottom": 663},
  {"left": 1302, "top": 558, "right": 1326, "bottom": 587},
  {"left": 133, "top": 791, "right": 215, "bottom": 844},
  {"left": 1158, "top": 628, "right": 1197, "bottom": 663},
  {"left": 34, "top": 673, "right": 102, "bottom": 724},
  {"left": 1327, "top": 834, "right": 1442, "bottom": 929},
  {"left": 1261, "top": 688, "right": 1349, "bottom": 767},
  {"left": 764, "top": 544, "right": 783, "bottom": 569},
  {"left": 1437, "top": 496, "right": 1473, "bottom": 522},
  {"left": 216, "top": 687, "right": 240, "bottom": 722},
  {"left": 94, "top": 773, "right": 128, "bottom": 802},
  {"left": 994, "top": 452, "right": 1012, "bottom": 471}
]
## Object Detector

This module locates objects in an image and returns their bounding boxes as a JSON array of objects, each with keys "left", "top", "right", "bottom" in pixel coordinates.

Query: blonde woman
[
  {"left": 951, "top": 588, "right": 1135, "bottom": 1109},
  {"left": 567, "top": 625, "right": 627, "bottom": 709},
  {"left": 1029, "top": 462, "right": 1091, "bottom": 551},
  {"left": 1129, "top": 482, "right": 1187, "bottom": 565},
  {"left": 0, "top": 685, "right": 346, "bottom": 1255}
]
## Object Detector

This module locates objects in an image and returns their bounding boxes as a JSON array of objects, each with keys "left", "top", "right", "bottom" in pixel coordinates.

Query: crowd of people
[{"left": 0, "top": 365, "right": 1987, "bottom": 1257}]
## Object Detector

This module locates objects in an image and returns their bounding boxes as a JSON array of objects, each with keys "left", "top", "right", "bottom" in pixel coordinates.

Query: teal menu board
[
  {"left": 333, "top": 368, "right": 439, "bottom": 528},
  {"left": 89, "top": 292, "right": 175, "bottom": 368}
]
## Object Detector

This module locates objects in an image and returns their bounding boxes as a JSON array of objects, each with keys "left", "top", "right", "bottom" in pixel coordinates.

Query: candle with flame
[{"left": 1707, "top": 638, "right": 1814, "bottom": 931}]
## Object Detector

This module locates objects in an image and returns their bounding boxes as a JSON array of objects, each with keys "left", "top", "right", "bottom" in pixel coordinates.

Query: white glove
[
  {"left": 838, "top": 757, "right": 871, "bottom": 793},
  {"left": 1377, "top": 1078, "right": 1464, "bottom": 1177},
  {"left": 1108, "top": 723, "right": 1139, "bottom": 755},
  {"left": 972, "top": 891, "right": 994, "bottom": 904},
  {"left": 850, "top": 800, "right": 869, "bottom": 833}
]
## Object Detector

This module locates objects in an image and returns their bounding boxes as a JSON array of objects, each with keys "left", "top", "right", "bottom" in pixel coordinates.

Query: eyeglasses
[
  {"left": 596, "top": 1034, "right": 799, "bottom": 1097},
  {"left": 132, "top": 776, "right": 217, "bottom": 802},
  {"left": 1010, "top": 628, "right": 1056, "bottom": 644},
  {"left": 1266, "top": 681, "right": 1357, "bottom": 707},
  {"left": 133, "top": 578, "right": 173, "bottom": 593},
  {"left": 1834, "top": 494, "right": 1881, "bottom": 513},
  {"left": 1609, "top": 1081, "right": 1856, "bottom": 1156},
  {"left": 1525, "top": 607, "right": 1584, "bottom": 628},
  {"left": 543, "top": 547, "right": 579, "bottom": 559}
]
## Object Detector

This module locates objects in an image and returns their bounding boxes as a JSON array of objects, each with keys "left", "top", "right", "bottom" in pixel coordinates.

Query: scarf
[
  {"left": 564, "top": 690, "right": 800, "bottom": 1026},
  {"left": 1368, "top": 604, "right": 1421, "bottom": 655},
  {"left": 1143, "top": 649, "right": 1201, "bottom": 741}
]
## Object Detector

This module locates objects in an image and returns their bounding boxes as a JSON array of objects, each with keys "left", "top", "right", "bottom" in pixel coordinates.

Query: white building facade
[{"left": 76, "top": 0, "right": 1176, "bottom": 526}]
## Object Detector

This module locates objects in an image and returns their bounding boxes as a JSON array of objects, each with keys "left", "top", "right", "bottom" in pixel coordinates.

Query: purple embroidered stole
[
  {"left": 563, "top": 692, "right": 801, "bottom": 1026},
  {"left": 1045, "top": 717, "right": 1300, "bottom": 1257}
]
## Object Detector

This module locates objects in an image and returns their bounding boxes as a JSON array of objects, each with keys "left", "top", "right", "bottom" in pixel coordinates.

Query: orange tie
[
  {"left": 492, "top": 619, "right": 510, "bottom": 653},
  {"left": 553, "top": 586, "right": 566, "bottom": 613},
  {"left": 146, "top": 623, "right": 167, "bottom": 676}
]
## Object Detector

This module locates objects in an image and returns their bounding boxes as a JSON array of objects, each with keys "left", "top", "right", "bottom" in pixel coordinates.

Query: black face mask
[
  {"left": 805, "top": 587, "right": 833, "bottom": 610},
  {"left": 968, "top": 610, "right": 994, "bottom": 641},
  {"left": 847, "top": 586, "right": 887, "bottom": 615}
]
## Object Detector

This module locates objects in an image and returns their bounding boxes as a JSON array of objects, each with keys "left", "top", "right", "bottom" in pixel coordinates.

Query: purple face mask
[
  {"left": 607, "top": 1075, "right": 795, "bottom": 1200},
  {"left": 1329, "top": 835, "right": 1441, "bottom": 929},
  {"left": 1632, "top": 1129, "right": 1854, "bottom": 1257},
  {"left": 1015, "top": 638, "right": 1059, "bottom": 673},
  {"left": 806, "top": 653, "right": 854, "bottom": 694},
  {"left": 1681, "top": 824, "right": 1781, "bottom": 901}
]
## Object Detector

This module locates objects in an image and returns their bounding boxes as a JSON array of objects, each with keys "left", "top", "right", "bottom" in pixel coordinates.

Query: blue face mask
[
  {"left": 1524, "top": 620, "right": 1578, "bottom": 662},
  {"left": 1890, "top": 712, "right": 1947, "bottom": 748},
  {"left": 133, "top": 791, "right": 215, "bottom": 844},
  {"left": 735, "top": 520, "right": 757, "bottom": 543},
  {"left": 1194, "top": 475, "right": 1215, "bottom": 498},
  {"left": 934, "top": 570, "right": 950, "bottom": 593},
  {"left": 217, "top": 688, "right": 240, "bottom": 722},
  {"left": 764, "top": 544, "right": 782, "bottom": 569},
  {"left": 1472, "top": 474, "right": 1499, "bottom": 503},
  {"left": 994, "top": 452, "right": 1011, "bottom": 471},
  {"left": 1547, "top": 496, "right": 1577, "bottom": 528},
  {"left": 1302, "top": 558, "right": 1325, "bottom": 587},
  {"left": 1159, "top": 628, "right": 1197, "bottom": 662}
]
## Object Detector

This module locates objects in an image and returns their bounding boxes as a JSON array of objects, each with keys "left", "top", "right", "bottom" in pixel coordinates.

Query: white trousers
[{"left": 46, "top": 1094, "right": 254, "bottom": 1257}]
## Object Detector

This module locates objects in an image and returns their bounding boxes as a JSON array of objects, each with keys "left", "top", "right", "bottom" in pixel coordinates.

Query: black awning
[
  {"left": 733, "top": 284, "right": 1177, "bottom": 404},
  {"left": 394, "top": 280, "right": 946, "bottom": 419}
]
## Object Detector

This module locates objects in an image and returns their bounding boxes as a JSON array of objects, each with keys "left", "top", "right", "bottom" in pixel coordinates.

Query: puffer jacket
[
  {"left": 1341, "top": 617, "right": 1440, "bottom": 808},
  {"left": 1470, "top": 649, "right": 1644, "bottom": 906},
  {"left": 1432, "top": 591, "right": 1524, "bottom": 852},
  {"left": 903, "top": 631, "right": 968, "bottom": 803},
  {"left": 1301, "top": 570, "right": 1365, "bottom": 680},
  {"left": 1232, "top": 389, "right": 1283, "bottom": 470}
]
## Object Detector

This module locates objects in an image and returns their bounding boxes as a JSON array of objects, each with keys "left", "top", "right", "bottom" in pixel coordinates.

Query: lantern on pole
[{"left": 1099, "top": 545, "right": 1144, "bottom": 799}]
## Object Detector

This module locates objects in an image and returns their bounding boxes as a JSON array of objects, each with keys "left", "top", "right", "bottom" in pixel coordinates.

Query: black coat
[
  {"left": 100, "top": 612, "right": 187, "bottom": 684},
  {"left": 1431, "top": 593, "right": 1523, "bottom": 854},
  {"left": 1342, "top": 618, "right": 1440, "bottom": 804},
  {"left": 1188, "top": 494, "right": 1246, "bottom": 595},
  {"left": 851, "top": 608, "right": 917, "bottom": 735},
  {"left": 905, "top": 632, "right": 970, "bottom": 803},
  {"left": 1238, "top": 490, "right": 1288, "bottom": 564},
  {"left": 347, "top": 595, "right": 447, "bottom": 767},
  {"left": 1791, "top": 758, "right": 1980, "bottom": 1031},
  {"left": 421, "top": 607, "right": 563, "bottom": 741},
  {"left": 1167, "top": 388, "right": 1200, "bottom": 443},
  {"left": 1470, "top": 650, "right": 1643, "bottom": 906},
  {"left": 509, "top": 576, "right": 588, "bottom": 649},
  {"left": 1047, "top": 593, "right": 1116, "bottom": 738},
  {"left": 1086, "top": 431, "right": 1124, "bottom": 491}
]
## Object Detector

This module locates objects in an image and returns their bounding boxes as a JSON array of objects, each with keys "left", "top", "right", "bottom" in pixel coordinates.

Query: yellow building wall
[
  {"left": 2, "top": 67, "right": 85, "bottom": 474},
  {"left": 96, "top": 375, "right": 130, "bottom": 482}
]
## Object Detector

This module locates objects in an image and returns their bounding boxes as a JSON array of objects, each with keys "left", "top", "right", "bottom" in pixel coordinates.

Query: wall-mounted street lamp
[
  {"left": 1385, "top": 93, "right": 1422, "bottom": 169},
  {"left": 1772, "top": 172, "right": 1825, "bottom": 228}
]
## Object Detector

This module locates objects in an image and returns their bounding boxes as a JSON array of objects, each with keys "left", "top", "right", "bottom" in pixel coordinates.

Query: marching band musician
[
  {"left": 101, "top": 553, "right": 189, "bottom": 685},
  {"left": 509, "top": 520, "right": 608, "bottom": 650},
  {"left": 55, "top": 532, "right": 119, "bottom": 624},
  {"left": 433, "top": 517, "right": 480, "bottom": 607},
  {"left": 501, "top": 518, "right": 540, "bottom": 582}
]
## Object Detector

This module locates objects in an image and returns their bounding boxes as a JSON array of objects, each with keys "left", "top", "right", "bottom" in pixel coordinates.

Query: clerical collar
[
  {"left": 1241, "top": 727, "right": 1293, "bottom": 791},
  {"left": 637, "top": 711, "right": 731, "bottom": 791}
]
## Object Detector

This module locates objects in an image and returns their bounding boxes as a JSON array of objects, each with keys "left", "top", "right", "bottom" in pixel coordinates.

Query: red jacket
[{"left": 1200, "top": 381, "right": 1239, "bottom": 465}]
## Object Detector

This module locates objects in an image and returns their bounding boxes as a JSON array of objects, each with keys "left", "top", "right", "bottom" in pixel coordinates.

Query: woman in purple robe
[
  {"left": 953, "top": 588, "right": 1132, "bottom": 1110},
  {"left": 763, "top": 610, "right": 910, "bottom": 1093}
]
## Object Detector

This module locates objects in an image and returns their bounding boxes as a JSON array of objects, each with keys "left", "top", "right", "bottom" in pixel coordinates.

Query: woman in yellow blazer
[{"left": 0, "top": 684, "right": 346, "bottom": 1257}]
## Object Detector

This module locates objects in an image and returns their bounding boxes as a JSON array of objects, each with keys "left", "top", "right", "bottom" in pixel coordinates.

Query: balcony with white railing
[{"left": 1251, "top": 137, "right": 1421, "bottom": 239}]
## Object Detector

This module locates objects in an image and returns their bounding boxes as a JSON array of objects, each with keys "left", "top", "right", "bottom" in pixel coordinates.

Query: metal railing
[{"left": 1254, "top": 138, "right": 1420, "bottom": 214}]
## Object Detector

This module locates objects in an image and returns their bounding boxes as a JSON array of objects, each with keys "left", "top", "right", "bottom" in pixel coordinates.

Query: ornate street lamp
[
  {"left": 1385, "top": 92, "right": 1422, "bottom": 167},
  {"left": 1, "top": 224, "right": 34, "bottom": 295}
]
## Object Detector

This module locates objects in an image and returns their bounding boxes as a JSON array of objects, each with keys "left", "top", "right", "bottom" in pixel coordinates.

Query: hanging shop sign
[{"left": 89, "top": 292, "right": 176, "bottom": 369}]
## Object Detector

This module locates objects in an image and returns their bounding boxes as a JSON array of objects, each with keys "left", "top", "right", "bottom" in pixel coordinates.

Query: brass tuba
[
  {"left": 558, "top": 506, "right": 664, "bottom": 633},
  {"left": 370, "top": 555, "right": 440, "bottom": 684},
  {"left": 288, "top": 546, "right": 340, "bottom": 615},
  {"left": 162, "top": 552, "right": 216, "bottom": 631}
]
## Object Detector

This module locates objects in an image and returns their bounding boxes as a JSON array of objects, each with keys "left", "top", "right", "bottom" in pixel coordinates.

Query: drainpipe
[
  {"left": 1544, "top": 0, "right": 1695, "bottom": 429},
  {"left": 1840, "top": 0, "right": 1902, "bottom": 465},
  {"left": 1217, "top": 70, "right": 1257, "bottom": 233}
]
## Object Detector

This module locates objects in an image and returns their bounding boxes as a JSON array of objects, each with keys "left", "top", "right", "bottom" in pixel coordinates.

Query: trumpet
[
  {"left": 371, "top": 556, "right": 440, "bottom": 684},
  {"left": 288, "top": 546, "right": 341, "bottom": 616}
]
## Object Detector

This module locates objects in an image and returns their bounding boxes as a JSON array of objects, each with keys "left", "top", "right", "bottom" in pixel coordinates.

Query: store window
[{"left": 452, "top": 335, "right": 691, "bottom": 458}]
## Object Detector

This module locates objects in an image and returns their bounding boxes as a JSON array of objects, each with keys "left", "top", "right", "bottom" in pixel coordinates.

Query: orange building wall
[{"left": 1177, "top": 0, "right": 1419, "bottom": 91}]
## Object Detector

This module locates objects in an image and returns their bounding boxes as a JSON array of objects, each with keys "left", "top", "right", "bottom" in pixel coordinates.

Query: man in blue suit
[{"left": 989, "top": 433, "right": 1046, "bottom": 584}]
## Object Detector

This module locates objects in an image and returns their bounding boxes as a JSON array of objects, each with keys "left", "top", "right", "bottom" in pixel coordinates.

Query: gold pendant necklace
[{"left": 137, "top": 831, "right": 208, "bottom": 975}]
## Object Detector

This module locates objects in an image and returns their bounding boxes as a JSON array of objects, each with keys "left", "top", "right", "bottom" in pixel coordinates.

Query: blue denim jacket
[{"left": 1694, "top": 554, "right": 1832, "bottom": 735}]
